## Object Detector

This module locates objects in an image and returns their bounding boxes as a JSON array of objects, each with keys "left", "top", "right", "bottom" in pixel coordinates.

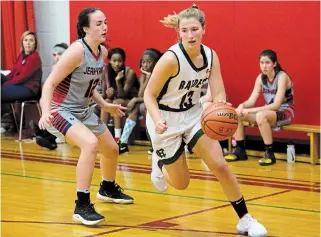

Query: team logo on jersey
[
  {"left": 156, "top": 149, "right": 166, "bottom": 158},
  {"left": 84, "top": 66, "right": 103, "bottom": 75},
  {"left": 263, "top": 88, "right": 277, "bottom": 95},
  {"left": 178, "top": 78, "right": 207, "bottom": 91}
]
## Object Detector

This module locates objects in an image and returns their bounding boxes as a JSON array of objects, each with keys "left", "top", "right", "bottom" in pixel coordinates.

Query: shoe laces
[
  {"left": 86, "top": 203, "right": 96, "bottom": 213},
  {"left": 241, "top": 214, "right": 258, "bottom": 228},
  {"left": 264, "top": 150, "right": 273, "bottom": 158},
  {"left": 156, "top": 174, "right": 164, "bottom": 180},
  {"left": 114, "top": 183, "right": 124, "bottom": 193},
  {"left": 77, "top": 202, "right": 96, "bottom": 214}
]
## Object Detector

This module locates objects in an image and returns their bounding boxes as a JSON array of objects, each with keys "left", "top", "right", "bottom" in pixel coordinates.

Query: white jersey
[{"left": 157, "top": 42, "right": 213, "bottom": 112}]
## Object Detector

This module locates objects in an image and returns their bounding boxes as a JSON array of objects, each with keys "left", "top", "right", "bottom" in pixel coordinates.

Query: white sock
[
  {"left": 115, "top": 128, "right": 122, "bottom": 138},
  {"left": 102, "top": 177, "right": 114, "bottom": 182},
  {"left": 77, "top": 188, "right": 90, "bottom": 193}
]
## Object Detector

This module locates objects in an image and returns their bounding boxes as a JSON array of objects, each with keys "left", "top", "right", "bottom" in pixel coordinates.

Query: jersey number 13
[{"left": 179, "top": 91, "right": 194, "bottom": 109}]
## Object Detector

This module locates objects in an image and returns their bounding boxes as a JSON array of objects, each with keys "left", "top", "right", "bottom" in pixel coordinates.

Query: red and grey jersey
[
  {"left": 262, "top": 70, "right": 294, "bottom": 110},
  {"left": 52, "top": 38, "right": 104, "bottom": 112}
]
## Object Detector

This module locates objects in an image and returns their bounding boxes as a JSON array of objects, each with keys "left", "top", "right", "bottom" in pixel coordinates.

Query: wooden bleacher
[{"left": 228, "top": 123, "right": 320, "bottom": 165}]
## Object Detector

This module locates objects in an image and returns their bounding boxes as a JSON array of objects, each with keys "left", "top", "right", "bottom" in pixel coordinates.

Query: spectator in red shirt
[{"left": 1, "top": 31, "right": 42, "bottom": 103}]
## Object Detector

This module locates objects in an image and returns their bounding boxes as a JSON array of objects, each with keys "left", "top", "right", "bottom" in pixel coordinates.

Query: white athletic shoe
[
  {"left": 0, "top": 127, "right": 6, "bottom": 134},
  {"left": 237, "top": 213, "right": 267, "bottom": 237},
  {"left": 150, "top": 152, "right": 168, "bottom": 192}
]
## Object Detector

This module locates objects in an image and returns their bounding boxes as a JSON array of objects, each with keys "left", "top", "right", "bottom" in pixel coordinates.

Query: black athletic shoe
[
  {"left": 35, "top": 136, "right": 57, "bottom": 150},
  {"left": 72, "top": 201, "right": 105, "bottom": 225},
  {"left": 118, "top": 141, "right": 129, "bottom": 154},
  {"left": 224, "top": 146, "right": 248, "bottom": 162},
  {"left": 30, "top": 120, "right": 42, "bottom": 137},
  {"left": 259, "top": 150, "right": 276, "bottom": 166},
  {"left": 97, "top": 182, "right": 134, "bottom": 204},
  {"left": 30, "top": 120, "right": 57, "bottom": 144}
]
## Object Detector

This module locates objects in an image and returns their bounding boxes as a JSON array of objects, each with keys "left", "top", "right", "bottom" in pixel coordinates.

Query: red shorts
[{"left": 275, "top": 108, "right": 294, "bottom": 128}]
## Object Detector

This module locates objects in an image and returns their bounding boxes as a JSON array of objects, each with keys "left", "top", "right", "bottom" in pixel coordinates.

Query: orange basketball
[{"left": 201, "top": 102, "right": 239, "bottom": 141}]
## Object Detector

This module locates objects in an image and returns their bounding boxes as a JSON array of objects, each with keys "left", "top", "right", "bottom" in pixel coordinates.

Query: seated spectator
[
  {"left": 30, "top": 42, "right": 69, "bottom": 149},
  {"left": 100, "top": 48, "right": 139, "bottom": 141},
  {"left": 52, "top": 43, "right": 69, "bottom": 70},
  {"left": 1, "top": 31, "right": 42, "bottom": 133},
  {"left": 1, "top": 31, "right": 42, "bottom": 102},
  {"left": 225, "top": 49, "right": 294, "bottom": 166},
  {"left": 118, "top": 48, "right": 162, "bottom": 154}
]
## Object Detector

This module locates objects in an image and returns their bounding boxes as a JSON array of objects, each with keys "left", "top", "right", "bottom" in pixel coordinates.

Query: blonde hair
[
  {"left": 160, "top": 4, "right": 205, "bottom": 29},
  {"left": 20, "top": 30, "right": 39, "bottom": 53}
]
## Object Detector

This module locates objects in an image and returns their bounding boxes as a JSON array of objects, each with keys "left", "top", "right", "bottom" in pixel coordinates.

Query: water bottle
[{"left": 287, "top": 141, "right": 295, "bottom": 163}]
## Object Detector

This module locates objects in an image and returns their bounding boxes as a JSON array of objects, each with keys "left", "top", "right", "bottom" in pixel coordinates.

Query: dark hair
[
  {"left": 53, "top": 42, "right": 69, "bottom": 50},
  {"left": 259, "top": 49, "right": 284, "bottom": 86},
  {"left": 139, "top": 48, "right": 163, "bottom": 68},
  {"left": 108, "top": 48, "right": 126, "bottom": 61},
  {"left": 107, "top": 48, "right": 126, "bottom": 89},
  {"left": 77, "top": 7, "right": 100, "bottom": 39}
]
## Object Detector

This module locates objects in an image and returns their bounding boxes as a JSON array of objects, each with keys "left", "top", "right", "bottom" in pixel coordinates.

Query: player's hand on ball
[
  {"left": 217, "top": 100, "right": 232, "bottom": 107},
  {"left": 240, "top": 108, "right": 250, "bottom": 116},
  {"left": 155, "top": 118, "right": 167, "bottom": 134},
  {"left": 235, "top": 104, "right": 244, "bottom": 116}
]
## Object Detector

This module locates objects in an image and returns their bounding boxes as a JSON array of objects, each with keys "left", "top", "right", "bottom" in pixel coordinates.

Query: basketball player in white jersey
[
  {"left": 225, "top": 49, "right": 294, "bottom": 166},
  {"left": 39, "top": 7, "right": 134, "bottom": 226},
  {"left": 144, "top": 5, "right": 267, "bottom": 237}
]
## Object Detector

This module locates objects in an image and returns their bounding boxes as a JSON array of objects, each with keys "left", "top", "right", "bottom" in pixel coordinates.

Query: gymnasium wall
[
  {"left": 34, "top": 1, "right": 70, "bottom": 83},
  {"left": 69, "top": 1, "right": 320, "bottom": 139}
]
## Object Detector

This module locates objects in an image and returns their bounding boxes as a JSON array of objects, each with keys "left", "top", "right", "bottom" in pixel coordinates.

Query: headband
[{"left": 53, "top": 46, "right": 66, "bottom": 54}]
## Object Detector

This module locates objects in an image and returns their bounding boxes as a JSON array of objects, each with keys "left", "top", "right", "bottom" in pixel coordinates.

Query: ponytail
[{"left": 77, "top": 23, "right": 85, "bottom": 39}]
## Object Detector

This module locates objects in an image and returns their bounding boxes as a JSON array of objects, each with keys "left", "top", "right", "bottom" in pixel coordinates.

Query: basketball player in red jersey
[
  {"left": 144, "top": 5, "right": 267, "bottom": 236},
  {"left": 39, "top": 7, "right": 134, "bottom": 226}
]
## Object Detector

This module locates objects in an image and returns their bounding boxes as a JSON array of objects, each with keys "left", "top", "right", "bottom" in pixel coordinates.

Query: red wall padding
[
  {"left": 1, "top": 1, "right": 36, "bottom": 69},
  {"left": 70, "top": 1, "right": 320, "bottom": 139}
]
